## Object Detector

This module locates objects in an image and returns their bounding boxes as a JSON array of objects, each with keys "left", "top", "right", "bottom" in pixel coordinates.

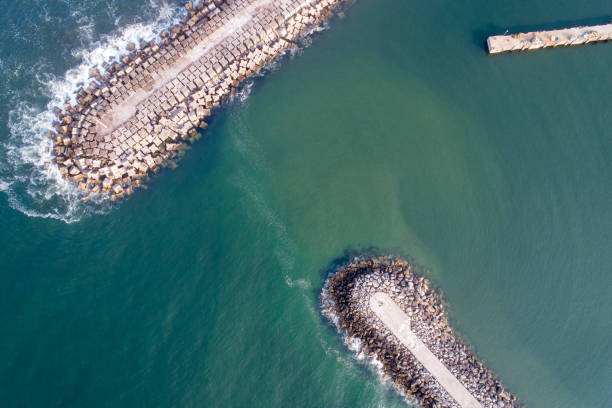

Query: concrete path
[
  {"left": 96, "top": 0, "right": 275, "bottom": 135},
  {"left": 370, "top": 292, "right": 483, "bottom": 408}
]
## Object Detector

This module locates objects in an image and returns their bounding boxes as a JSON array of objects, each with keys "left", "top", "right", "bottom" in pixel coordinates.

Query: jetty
[
  {"left": 487, "top": 23, "right": 612, "bottom": 54},
  {"left": 322, "top": 256, "right": 519, "bottom": 407},
  {"left": 48, "top": 0, "right": 347, "bottom": 201}
]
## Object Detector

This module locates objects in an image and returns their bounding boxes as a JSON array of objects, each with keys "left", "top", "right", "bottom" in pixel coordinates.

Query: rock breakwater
[
  {"left": 47, "top": 0, "right": 347, "bottom": 201},
  {"left": 321, "top": 256, "right": 520, "bottom": 408}
]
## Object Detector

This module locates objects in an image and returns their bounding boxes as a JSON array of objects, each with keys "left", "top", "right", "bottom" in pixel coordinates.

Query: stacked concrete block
[{"left": 49, "top": 0, "right": 349, "bottom": 201}]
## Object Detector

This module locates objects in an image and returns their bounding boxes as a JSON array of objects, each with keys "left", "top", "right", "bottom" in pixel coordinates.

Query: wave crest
[
  {"left": 0, "top": 0, "right": 329, "bottom": 223},
  {"left": 0, "top": 0, "right": 185, "bottom": 222}
]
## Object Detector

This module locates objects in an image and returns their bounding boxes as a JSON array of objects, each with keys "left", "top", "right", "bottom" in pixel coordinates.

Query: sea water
[{"left": 0, "top": 0, "right": 610, "bottom": 407}]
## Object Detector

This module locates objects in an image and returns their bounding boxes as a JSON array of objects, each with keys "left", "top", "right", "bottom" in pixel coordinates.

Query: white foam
[
  {"left": 1, "top": 0, "right": 186, "bottom": 222},
  {"left": 284, "top": 275, "right": 312, "bottom": 289},
  {"left": 0, "top": 179, "right": 10, "bottom": 192},
  {"left": 320, "top": 274, "right": 421, "bottom": 407},
  {"left": 232, "top": 80, "right": 255, "bottom": 103},
  {"left": 58, "top": 0, "right": 180, "bottom": 107},
  {"left": 226, "top": 104, "right": 301, "bottom": 279},
  {"left": 1, "top": 0, "right": 329, "bottom": 223}
]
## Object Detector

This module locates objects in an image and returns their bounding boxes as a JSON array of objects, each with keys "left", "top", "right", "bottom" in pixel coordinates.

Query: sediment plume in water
[{"left": 321, "top": 255, "right": 520, "bottom": 408}]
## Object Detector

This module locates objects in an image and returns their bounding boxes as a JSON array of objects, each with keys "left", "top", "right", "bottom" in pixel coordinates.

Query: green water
[{"left": 1, "top": 0, "right": 611, "bottom": 407}]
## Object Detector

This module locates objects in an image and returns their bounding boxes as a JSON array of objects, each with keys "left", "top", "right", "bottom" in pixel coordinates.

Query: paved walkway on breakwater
[
  {"left": 50, "top": 0, "right": 344, "bottom": 200},
  {"left": 370, "top": 292, "right": 483, "bottom": 408},
  {"left": 95, "top": 0, "right": 274, "bottom": 135},
  {"left": 487, "top": 23, "right": 612, "bottom": 54}
]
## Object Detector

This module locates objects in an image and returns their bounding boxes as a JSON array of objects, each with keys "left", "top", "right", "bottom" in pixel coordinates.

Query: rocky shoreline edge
[
  {"left": 321, "top": 255, "right": 520, "bottom": 407},
  {"left": 46, "top": 0, "right": 348, "bottom": 202}
]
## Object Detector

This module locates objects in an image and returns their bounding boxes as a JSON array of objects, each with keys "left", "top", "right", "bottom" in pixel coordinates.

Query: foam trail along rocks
[
  {"left": 321, "top": 255, "right": 521, "bottom": 408},
  {"left": 44, "top": 0, "right": 349, "bottom": 205},
  {"left": 1, "top": 0, "right": 189, "bottom": 222}
]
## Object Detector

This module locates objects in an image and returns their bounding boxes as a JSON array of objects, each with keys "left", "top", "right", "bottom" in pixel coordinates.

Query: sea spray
[
  {"left": 321, "top": 274, "right": 421, "bottom": 407},
  {"left": 0, "top": 0, "right": 188, "bottom": 222},
  {"left": 43, "top": 0, "right": 349, "bottom": 209},
  {"left": 1, "top": 0, "right": 339, "bottom": 222}
]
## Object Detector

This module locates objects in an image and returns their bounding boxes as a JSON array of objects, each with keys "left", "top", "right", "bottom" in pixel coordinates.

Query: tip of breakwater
[{"left": 321, "top": 255, "right": 520, "bottom": 408}]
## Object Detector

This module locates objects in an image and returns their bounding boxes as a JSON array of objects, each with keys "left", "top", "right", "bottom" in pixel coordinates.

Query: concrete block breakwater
[
  {"left": 488, "top": 23, "right": 612, "bottom": 54},
  {"left": 321, "top": 256, "right": 520, "bottom": 407},
  {"left": 48, "top": 0, "right": 347, "bottom": 201}
]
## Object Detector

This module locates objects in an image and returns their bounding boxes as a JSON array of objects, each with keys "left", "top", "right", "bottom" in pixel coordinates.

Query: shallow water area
[{"left": 0, "top": 0, "right": 611, "bottom": 407}]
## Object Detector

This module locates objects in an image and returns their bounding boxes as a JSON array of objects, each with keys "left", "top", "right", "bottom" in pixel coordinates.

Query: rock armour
[
  {"left": 321, "top": 256, "right": 521, "bottom": 408},
  {"left": 48, "top": 0, "right": 347, "bottom": 201}
]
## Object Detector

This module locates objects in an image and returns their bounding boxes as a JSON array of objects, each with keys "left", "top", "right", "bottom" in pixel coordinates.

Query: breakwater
[
  {"left": 321, "top": 256, "right": 519, "bottom": 407},
  {"left": 487, "top": 23, "right": 612, "bottom": 54},
  {"left": 47, "top": 0, "right": 346, "bottom": 201}
]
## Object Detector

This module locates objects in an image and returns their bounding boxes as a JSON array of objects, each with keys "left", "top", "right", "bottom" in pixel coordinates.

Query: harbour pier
[
  {"left": 487, "top": 23, "right": 612, "bottom": 54},
  {"left": 48, "top": 0, "right": 347, "bottom": 201}
]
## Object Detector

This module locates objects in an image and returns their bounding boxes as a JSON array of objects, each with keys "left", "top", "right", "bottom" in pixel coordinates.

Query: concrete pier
[
  {"left": 49, "top": 0, "right": 347, "bottom": 200},
  {"left": 487, "top": 23, "right": 612, "bottom": 54}
]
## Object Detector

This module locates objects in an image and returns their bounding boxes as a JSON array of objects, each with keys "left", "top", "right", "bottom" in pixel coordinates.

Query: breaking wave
[
  {"left": 0, "top": 0, "right": 330, "bottom": 223},
  {"left": 320, "top": 273, "right": 421, "bottom": 407},
  {"left": 0, "top": 0, "right": 188, "bottom": 222}
]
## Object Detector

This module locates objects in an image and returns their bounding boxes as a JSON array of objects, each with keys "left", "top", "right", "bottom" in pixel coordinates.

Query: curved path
[{"left": 370, "top": 292, "right": 483, "bottom": 408}]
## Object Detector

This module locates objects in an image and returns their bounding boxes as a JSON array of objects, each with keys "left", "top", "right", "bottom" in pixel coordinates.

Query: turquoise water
[{"left": 1, "top": 0, "right": 611, "bottom": 407}]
